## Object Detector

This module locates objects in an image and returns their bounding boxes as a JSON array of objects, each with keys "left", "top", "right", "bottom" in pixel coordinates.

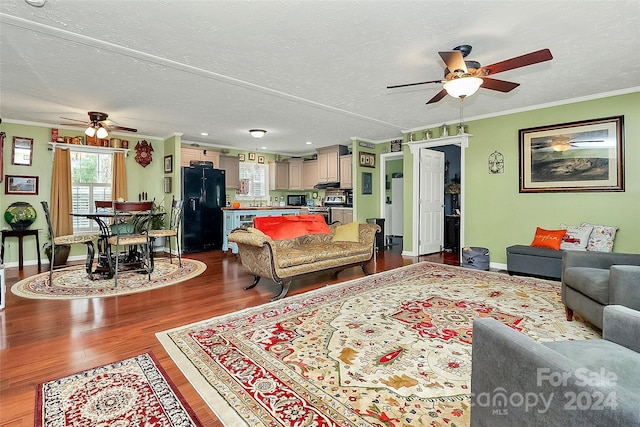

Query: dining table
[{"left": 70, "top": 204, "right": 163, "bottom": 280}]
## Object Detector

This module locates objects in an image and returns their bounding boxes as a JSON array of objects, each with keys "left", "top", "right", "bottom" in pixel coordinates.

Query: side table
[{"left": 1, "top": 229, "right": 41, "bottom": 270}]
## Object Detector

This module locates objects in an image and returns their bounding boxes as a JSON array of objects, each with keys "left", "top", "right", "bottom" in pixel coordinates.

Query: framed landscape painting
[{"left": 519, "top": 116, "right": 624, "bottom": 193}]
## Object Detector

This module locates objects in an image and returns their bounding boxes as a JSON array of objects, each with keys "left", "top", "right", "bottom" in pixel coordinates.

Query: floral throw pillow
[
  {"left": 560, "top": 224, "right": 593, "bottom": 251},
  {"left": 581, "top": 222, "right": 618, "bottom": 252}
]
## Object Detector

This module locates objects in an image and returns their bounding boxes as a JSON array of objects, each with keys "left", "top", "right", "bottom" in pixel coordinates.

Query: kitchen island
[{"left": 222, "top": 207, "right": 301, "bottom": 253}]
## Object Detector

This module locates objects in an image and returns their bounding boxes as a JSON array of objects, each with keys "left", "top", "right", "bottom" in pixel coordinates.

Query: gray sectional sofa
[{"left": 470, "top": 305, "right": 640, "bottom": 426}]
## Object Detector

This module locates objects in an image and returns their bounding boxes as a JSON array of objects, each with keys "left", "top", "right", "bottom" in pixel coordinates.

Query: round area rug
[{"left": 11, "top": 258, "right": 206, "bottom": 300}]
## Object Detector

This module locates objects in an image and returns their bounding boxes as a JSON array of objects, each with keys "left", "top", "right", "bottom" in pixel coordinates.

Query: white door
[{"left": 418, "top": 149, "right": 445, "bottom": 254}]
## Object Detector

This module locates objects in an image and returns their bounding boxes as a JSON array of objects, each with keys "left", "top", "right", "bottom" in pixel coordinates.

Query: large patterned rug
[
  {"left": 35, "top": 352, "right": 203, "bottom": 426},
  {"left": 157, "top": 262, "right": 599, "bottom": 426},
  {"left": 12, "top": 258, "right": 206, "bottom": 299}
]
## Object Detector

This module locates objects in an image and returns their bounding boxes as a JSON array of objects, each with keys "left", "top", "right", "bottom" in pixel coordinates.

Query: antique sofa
[
  {"left": 471, "top": 305, "right": 640, "bottom": 426},
  {"left": 562, "top": 250, "right": 640, "bottom": 329},
  {"left": 228, "top": 214, "right": 380, "bottom": 301}
]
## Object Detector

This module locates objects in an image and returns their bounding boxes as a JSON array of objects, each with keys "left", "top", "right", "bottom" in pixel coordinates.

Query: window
[
  {"left": 71, "top": 151, "right": 113, "bottom": 232},
  {"left": 236, "top": 162, "right": 269, "bottom": 200}
]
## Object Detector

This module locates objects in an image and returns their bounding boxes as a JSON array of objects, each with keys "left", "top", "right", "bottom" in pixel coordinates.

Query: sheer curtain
[
  {"left": 50, "top": 147, "right": 73, "bottom": 235},
  {"left": 112, "top": 152, "right": 128, "bottom": 201}
]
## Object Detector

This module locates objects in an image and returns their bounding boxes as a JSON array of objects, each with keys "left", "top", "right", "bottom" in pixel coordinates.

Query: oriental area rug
[
  {"left": 35, "top": 352, "right": 203, "bottom": 427},
  {"left": 157, "top": 262, "right": 599, "bottom": 426},
  {"left": 12, "top": 258, "right": 206, "bottom": 300}
]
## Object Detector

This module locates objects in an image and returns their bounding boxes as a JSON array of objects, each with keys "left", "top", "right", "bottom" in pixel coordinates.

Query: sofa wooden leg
[
  {"left": 270, "top": 280, "right": 292, "bottom": 302},
  {"left": 244, "top": 275, "right": 261, "bottom": 290},
  {"left": 361, "top": 264, "right": 370, "bottom": 275},
  {"left": 565, "top": 306, "right": 574, "bottom": 321}
]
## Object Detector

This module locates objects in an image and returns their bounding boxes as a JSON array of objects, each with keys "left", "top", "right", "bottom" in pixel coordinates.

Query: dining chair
[
  {"left": 148, "top": 197, "right": 184, "bottom": 266},
  {"left": 94, "top": 200, "right": 113, "bottom": 211},
  {"left": 107, "top": 201, "right": 154, "bottom": 286},
  {"left": 41, "top": 201, "right": 98, "bottom": 284}
]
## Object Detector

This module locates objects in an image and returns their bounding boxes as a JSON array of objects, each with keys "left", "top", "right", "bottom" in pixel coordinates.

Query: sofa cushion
[
  {"left": 531, "top": 227, "right": 566, "bottom": 250},
  {"left": 254, "top": 214, "right": 330, "bottom": 240},
  {"left": 581, "top": 222, "right": 618, "bottom": 253},
  {"left": 560, "top": 224, "right": 593, "bottom": 251},
  {"left": 543, "top": 339, "right": 640, "bottom": 395},
  {"left": 563, "top": 267, "right": 611, "bottom": 304},
  {"left": 276, "top": 242, "right": 368, "bottom": 268},
  {"left": 332, "top": 222, "right": 360, "bottom": 242},
  {"left": 506, "top": 244, "right": 564, "bottom": 258}
]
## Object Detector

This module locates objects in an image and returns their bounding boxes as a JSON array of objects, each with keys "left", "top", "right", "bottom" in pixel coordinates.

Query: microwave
[{"left": 287, "top": 194, "right": 306, "bottom": 206}]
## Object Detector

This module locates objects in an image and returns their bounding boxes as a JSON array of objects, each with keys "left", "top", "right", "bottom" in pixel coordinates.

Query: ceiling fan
[
  {"left": 387, "top": 45, "right": 553, "bottom": 104},
  {"left": 60, "top": 111, "right": 137, "bottom": 139}
]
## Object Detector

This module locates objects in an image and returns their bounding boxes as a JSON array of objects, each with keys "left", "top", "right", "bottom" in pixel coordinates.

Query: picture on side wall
[
  {"left": 5, "top": 175, "right": 39, "bottom": 195},
  {"left": 519, "top": 116, "right": 624, "bottom": 193},
  {"left": 164, "top": 155, "right": 173, "bottom": 173}
]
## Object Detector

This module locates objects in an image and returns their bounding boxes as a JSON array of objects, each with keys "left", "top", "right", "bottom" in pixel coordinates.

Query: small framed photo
[
  {"left": 238, "top": 153, "right": 246, "bottom": 162},
  {"left": 164, "top": 177, "right": 172, "bottom": 193},
  {"left": 5, "top": 175, "right": 39, "bottom": 195},
  {"left": 12, "top": 136, "right": 33, "bottom": 166},
  {"left": 248, "top": 152, "right": 256, "bottom": 161},
  {"left": 359, "top": 152, "right": 376, "bottom": 168},
  {"left": 164, "top": 155, "right": 173, "bottom": 173},
  {"left": 258, "top": 155, "right": 265, "bottom": 164}
]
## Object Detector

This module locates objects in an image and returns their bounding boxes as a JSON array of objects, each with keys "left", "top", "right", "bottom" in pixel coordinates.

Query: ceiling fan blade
[
  {"left": 387, "top": 79, "right": 442, "bottom": 89},
  {"left": 480, "top": 48, "right": 552, "bottom": 75},
  {"left": 426, "top": 89, "right": 448, "bottom": 104},
  {"left": 59, "top": 122, "right": 88, "bottom": 127},
  {"left": 439, "top": 51, "right": 467, "bottom": 73},
  {"left": 480, "top": 77, "right": 520, "bottom": 92},
  {"left": 112, "top": 125, "right": 138, "bottom": 133},
  {"left": 60, "top": 116, "right": 89, "bottom": 124}
]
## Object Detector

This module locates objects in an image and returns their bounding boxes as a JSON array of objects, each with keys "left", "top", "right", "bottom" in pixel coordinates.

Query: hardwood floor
[{"left": 0, "top": 247, "right": 458, "bottom": 426}]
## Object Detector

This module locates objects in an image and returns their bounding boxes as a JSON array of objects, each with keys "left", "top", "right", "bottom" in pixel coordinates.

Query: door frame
[
  {"left": 407, "top": 134, "right": 469, "bottom": 258},
  {"left": 379, "top": 151, "right": 403, "bottom": 247}
]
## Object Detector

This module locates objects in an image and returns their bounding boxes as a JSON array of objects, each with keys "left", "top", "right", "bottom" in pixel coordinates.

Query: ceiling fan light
[
  {"left": 443, "top": 77, "right": 483, "bottom": 99},
  {"left": 85, "top": 126, "right": 96, "bottom": 137},
  {"left": 249, "top": 129, "right": 266, "bottom": 138},
  {"left": 96, "top": 126, "right": 109, "bottom": 139}
]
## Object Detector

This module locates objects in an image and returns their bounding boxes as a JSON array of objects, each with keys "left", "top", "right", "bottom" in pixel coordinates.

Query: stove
[
  {"left": 323, "top": 190, "right": 347, "bottom": 207},
  {"left": 307, "top": 206, "right": 330, "bottom": 223}
]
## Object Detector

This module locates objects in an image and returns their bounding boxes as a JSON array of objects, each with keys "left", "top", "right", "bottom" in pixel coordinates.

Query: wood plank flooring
[{"left": 0, "top": 247, "right": 458, "bottom": 426}]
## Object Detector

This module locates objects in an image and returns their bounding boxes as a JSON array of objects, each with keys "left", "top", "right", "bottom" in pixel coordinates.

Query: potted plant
[{"left": 43, "top": 242, "right": 71, "bottom": 267}]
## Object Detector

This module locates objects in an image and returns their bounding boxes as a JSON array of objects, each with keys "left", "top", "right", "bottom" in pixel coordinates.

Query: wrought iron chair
[
  {"left": 94, "top": 200, "right": 113, "bottom": 211},
  {"left": 40, "top": 201, "right": 98, "bottom": 284},
  {"left": 148, "top": 197, "right": 184, "bottom": 266},
  {"left": 107, "top": 201, "right": 154, "bottom": 286}
]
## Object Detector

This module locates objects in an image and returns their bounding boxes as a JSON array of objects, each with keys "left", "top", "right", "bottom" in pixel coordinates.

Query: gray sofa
[
  {"left": 562, "top": 250, "right": 640, "bottom": 329},
  {"left": 470, "top": 305, "right": 640, "bottom": 426},
  {"left": 506, "top": 245, "right": 563, "bottom": 280}
]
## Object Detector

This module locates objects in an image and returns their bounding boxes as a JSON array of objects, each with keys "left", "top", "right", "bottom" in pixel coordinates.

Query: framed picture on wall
[
  {"left": 164, "top": 177, "right": 172, "bottom": 193},
  {"left": 519, "top": 116, "right": 624, "bottom": 193},
  {"left": 362, "top": 172, "right": 372, "bottom": 194},
  {"left": 359, "top": 152, "right": 375, "bottom": 168},
  {"left": 248, "top": 152, "right": 256, "bottom": 161},
  {"left": 258, "top": 155, "right": 265, "bottom": 164},
  {"left": 164, "top": 155, "right": 173, "bottom": 173},
  {"left": 5, "top": 175, "right": 39, "bottom": 195},
  {"left": 238, "top": 153, "right": 246, "bottom": 162}
]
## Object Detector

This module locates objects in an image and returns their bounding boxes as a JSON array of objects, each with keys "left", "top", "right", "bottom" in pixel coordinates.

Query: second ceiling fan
[{"left": 388, "top": 45, "right": 553, "bottom": 104}]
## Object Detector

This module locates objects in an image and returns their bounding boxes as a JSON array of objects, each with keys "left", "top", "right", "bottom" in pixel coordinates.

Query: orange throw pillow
[
  {"left": 253, "top": 214, "right": 330, "bottom": 240},
  {"left": 530, "top": 227, "right": 566, "bottom": 250}
]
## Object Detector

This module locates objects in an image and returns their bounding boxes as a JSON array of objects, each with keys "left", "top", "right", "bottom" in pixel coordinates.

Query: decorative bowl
[{"left": 4, "top": 202, "right": 37, "bottom": 231}]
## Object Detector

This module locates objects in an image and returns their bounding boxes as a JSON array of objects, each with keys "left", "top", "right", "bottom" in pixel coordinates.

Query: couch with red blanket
[{"left": 227, "top": 214, "right": 380, "bottom": 301}]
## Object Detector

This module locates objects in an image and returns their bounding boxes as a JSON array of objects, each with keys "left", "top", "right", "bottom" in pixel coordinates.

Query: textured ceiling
[{"left": 1, "top": 0, "right": 639, "bottom": 155}]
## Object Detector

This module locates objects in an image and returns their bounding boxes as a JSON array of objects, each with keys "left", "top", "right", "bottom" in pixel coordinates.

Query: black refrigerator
[{"left": 181, "top": 165, "right": 226, "bottom": 253}]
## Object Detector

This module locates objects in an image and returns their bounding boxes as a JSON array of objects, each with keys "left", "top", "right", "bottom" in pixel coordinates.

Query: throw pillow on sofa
[
  {"left": 560, "top": 224, "right": 593, "bottom": 251},
  {"left": 332, "top": 222, "right": 360, "bottom": 242},
  {"left": 581, "top": 222, "right": 618, "bottom": 252},
  {"left": 530, "top": 227, "right": 566, "bottom": 250}
]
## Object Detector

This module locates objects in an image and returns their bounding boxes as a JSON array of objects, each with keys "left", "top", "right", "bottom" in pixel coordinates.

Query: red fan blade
[
  {"left": 439, "top": 51, "right": 467, "bottom": 73},
  {"left": 480, "top": 77, "right": 520, "bottom": 93},
  {"left": 112, "top": 125, "right": 138, "bottom": 133},
  {"left": 480, "top": 49, "right": 552, "bottom": 75},
  {"left": 426, "top": 89, "right": 448, "bottom": 104},
  {"left": 387, "top": 79, "right": 442, "bottom": 89}
]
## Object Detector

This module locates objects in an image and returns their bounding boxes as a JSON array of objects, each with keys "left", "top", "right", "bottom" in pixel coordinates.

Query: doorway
[{"left": 379, "top": 152, "right": 403, "bottom": 253}]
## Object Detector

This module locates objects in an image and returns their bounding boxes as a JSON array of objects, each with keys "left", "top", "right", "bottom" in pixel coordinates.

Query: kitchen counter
[{"left": 222, "top": 206, "right": 303, "bottom": 211}]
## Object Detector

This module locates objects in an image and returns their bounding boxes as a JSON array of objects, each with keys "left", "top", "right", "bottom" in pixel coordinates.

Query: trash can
[
  {"left": 366, "top": 218, "right": 385, "bottom": 251},
  {"left": 462, "top": 247, "right": 490, "bottom": 270}
]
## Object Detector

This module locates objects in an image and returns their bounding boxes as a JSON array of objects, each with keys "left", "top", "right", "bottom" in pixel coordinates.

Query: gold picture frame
[{"left": 359, "top": 152, "right": 375, "bottom": 168}]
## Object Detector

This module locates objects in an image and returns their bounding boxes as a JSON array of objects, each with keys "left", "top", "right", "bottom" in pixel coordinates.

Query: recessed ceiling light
[
  {"left": 306, "top": 141, "right": 313, "bottom": 145},
  {"left": 200, "top": 132, "right": 208, "bottom": 136}
]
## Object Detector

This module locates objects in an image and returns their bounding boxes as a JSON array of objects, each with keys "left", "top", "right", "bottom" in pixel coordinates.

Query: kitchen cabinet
[
  {"left": 219, "top": 155, "right": 240, "bottom": 189},
  {"left": 288, "top": 158, "right": 303, "bottom": 190},
  {"left": 222, "top": 208, "right": 300, "bottom": 253},
  {"left": 269, "top": 161, "right": 289, "bottom": 190},
  {"left": 181, "top": 147, "right": 220, "bottom": 168},
  {"left": 339, "top": 154, "right": 353, "bottom": 189},
  {"left": 302, "top": 159, "right": 318, "bottom": 190},
  {"left": 330, "top": 207, "right": 353, "bottom": 224},
  {"left": 317, "top": 145, "right": 348, "bottom": 184}
]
